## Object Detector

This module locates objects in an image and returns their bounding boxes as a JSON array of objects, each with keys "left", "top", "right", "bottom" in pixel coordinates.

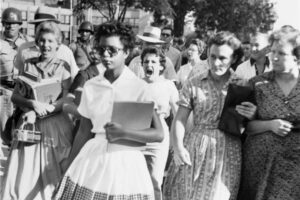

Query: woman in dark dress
[{"left": 240, "top": 27, "right": 300, "bottom": 200}]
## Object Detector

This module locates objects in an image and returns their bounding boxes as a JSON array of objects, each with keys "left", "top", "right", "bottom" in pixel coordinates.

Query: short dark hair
[
  {"left": 141, "top": 47, "right": 166, "bottom": 74},
  {"left": 207, "top": 31, "right": 243, "bottom": 68},
  {"left": 94, "top": 21, "right": 135, "bottom": 53},
  {"left": 242, "top": 41, "right": 251, "bottom": 45}
]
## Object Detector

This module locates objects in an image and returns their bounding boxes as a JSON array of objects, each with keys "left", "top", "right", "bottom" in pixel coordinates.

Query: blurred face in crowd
[
  {"left": 187, "top": 44, "right": 201, "bottom": 61},
  {"left": 3, "top": 22, "right": 21, "bottom": 39},
  {"left": 208, "top": 44, "right": 234, "bottom": 77},
  {"left": 250, "top": 34, "right": 270, "bottom": 60},
  {"left": 270, "top": 41, "right": 297, "bottom": 73},
  {"left": 242, "top": 43, "right": 252, "bottom": 60},
  {"left": 79, "top": 30, "right": 92, "bottom": 42},
  {"left": 97, "top": 36, "right": 128, "bottom": 71},
  {"left": 161, "top": 29, "right": 173, "bottom": 44},
  {"left": 37, "top": 32, "right": 59, "bottom": 60},
  {"left": 142, "top": 53, "right": 163, "bottom": 82}
]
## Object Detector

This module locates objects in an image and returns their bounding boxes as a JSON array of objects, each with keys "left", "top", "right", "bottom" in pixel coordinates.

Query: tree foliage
[
  {"left": 73, "top": 0, "right": 172, "bottom": 23},
  {"left": 193, "top": 0, "right": 276, "bottom": 40}
]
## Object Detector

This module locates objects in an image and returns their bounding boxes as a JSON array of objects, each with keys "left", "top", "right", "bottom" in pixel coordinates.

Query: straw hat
[
  {"left": 29, "top": 6, "right": 60, "bottom": 24},
  {"left": 137, "top": 26, "right": 165, "bottom": 44}
]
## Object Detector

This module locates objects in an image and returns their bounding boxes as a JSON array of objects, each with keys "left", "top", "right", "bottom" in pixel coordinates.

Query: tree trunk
[{"left": 173, "top": 12, "right": 186, "bottom": 37}]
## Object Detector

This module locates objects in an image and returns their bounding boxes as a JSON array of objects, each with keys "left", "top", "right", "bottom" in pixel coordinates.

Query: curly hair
[
  {"left": 141, "top": 47, "right": 167, "bottom": 75},
  {"left": 188, "top": 38, "right": 206, "bottom": 54},
  {"left": 269, "top": 27, "right": 300, "bottom": 59},
  {"left": 94, "top": 21, "right": 135, "bottom": 53}
]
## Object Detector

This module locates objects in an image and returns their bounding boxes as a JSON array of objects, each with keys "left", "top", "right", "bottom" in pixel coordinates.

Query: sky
[{"left": 271, "top": 0, "right": 300, "bottom": 30}]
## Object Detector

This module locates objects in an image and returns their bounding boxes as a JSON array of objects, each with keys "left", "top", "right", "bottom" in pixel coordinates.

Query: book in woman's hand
[{"left": 18, "top": 75, "right": 62, "bottom": 104}]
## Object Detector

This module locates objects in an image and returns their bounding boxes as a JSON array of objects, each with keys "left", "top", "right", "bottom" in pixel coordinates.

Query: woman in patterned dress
[
  {"left": 1, "top": 21, "right": 73, "bottom": 200},
  {"left": 163, "top": 31, "right": 257, "bottom": 200},
  {"left": 54, "top": 21, "right": 163, "bottom": 200},
  {"left": 239, "top": 27, "right": 300, "bottom": 200}
]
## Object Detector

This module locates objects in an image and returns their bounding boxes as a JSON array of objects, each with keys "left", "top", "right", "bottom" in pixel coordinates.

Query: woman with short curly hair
[{"left": 54, "top": 21, "right": 163, "bottom": 200}]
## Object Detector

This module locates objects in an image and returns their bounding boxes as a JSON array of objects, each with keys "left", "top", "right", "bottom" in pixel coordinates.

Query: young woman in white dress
[{"left": 54, "top": 21, "right": 163, "bottom": 200}]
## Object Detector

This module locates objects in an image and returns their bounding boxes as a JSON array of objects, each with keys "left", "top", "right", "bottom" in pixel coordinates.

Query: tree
[
  {"left": 168, "top": 0, "right": 204, "bottom": 37},
  {"left": 193, "top": 0, "right": 276, "bottom": 41},
  {"left": 73, "top": 0, "right": 172, "bottom": 23}
]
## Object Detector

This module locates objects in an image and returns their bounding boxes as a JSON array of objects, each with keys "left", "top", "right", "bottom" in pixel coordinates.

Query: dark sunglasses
[
  {"left": 161, "top": 33, "right": 171, "bottom": 37},
  {"left": 97, "top": 46, "right": 124, "bottom": 57}
]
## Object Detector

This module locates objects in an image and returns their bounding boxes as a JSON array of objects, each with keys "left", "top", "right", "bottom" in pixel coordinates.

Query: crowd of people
[{"left": 1, "top": 5, "right": 300, "bottom": 200}]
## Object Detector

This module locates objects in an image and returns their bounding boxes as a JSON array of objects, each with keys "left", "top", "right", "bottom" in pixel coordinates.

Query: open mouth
[{"left": 145, "top": 69, "right": 154, "bottom": 76}]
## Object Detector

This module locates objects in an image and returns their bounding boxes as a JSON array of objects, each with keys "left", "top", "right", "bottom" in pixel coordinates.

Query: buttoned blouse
[
  {"left": 249, "top": 71, "right": 300, "bottom": 122},
  {"left": 179, "top": 69, "right": 243, "bottom": 128}
]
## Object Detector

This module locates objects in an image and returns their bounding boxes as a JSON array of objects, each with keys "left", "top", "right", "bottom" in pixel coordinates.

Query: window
[{"left": 21, "top": 11, "right": 27, "bottom": 20}]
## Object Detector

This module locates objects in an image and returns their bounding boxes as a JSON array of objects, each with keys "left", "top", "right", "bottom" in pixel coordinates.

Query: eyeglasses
[
  {"left": 97, "top": 46, "right": 124, "bottom": 57},
  {"left": 161, "top": 33, "right": 171, "bottom": 37}
]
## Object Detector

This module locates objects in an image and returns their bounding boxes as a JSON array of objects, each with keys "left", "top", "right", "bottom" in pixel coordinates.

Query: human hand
[
  {"left": 236, "top": 102, "right": 257, "bottom": 120},
  {"left": 104, "top": 122, "right": 125, "bottom": 142},
  {"left": 269, "top": 119, "right": 293, "bottom": 137},
  {"left": 23, "top": 110, "right": 37, "bottom": 124},
  {"left": 45, "top": 104, "right": 55, "bottom": 113},
  {"left": 32, "top": 101, "right": 49, "bottom": 117},
  {"left": 173, "top": 146, "right": 192, "bottom": 166}
]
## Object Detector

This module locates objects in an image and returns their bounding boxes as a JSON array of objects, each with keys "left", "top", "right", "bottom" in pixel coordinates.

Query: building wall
[
  {"left": 1, "top": 0, "right": 73, "bottom": 43},
  {"left": 1, "top": 0, "right": 154, "bottom": 43}
]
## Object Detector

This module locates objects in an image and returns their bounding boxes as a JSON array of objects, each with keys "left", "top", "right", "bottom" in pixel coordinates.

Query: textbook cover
[{"left": 18, "top": 75, "right": 62, "bottom": 104}]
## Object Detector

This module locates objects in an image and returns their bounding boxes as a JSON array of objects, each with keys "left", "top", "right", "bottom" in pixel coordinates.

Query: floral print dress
[{"left": 239, "top": 71, "right": 300, "bottom": 200}]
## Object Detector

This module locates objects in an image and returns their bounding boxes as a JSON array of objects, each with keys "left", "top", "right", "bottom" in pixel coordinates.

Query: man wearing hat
[
  {"left": 69, "top": 21, "right": 95, "bottom": 70},
  {"left": 0, "top": 7, "right": 33, "bottom": 143},
  {"left": 14, "top": 6, "right": 79, "bottom": 80},
  {"left": 128, "top": 26, "right": 177, "bottom": 81}
]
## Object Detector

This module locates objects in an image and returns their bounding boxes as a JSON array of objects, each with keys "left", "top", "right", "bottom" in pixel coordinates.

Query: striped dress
[{"left": 163, "top": 69, "right": 242, "bottom": 200}]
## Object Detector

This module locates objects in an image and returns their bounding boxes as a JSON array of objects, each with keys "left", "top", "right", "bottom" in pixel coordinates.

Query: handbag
[
  {"left": 218, "top": 83, "right": 255, "bottom": 137},
  {"left": 12, "top": 121, "right": 42, "bottom": 143}
]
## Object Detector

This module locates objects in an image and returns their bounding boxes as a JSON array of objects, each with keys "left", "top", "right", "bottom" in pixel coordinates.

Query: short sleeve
[
  {"left": 178, "top": 79, "right": 193, "bottom": 109},
  {"left": 169, "top": 81, "right": 179, "bottom": 105}
]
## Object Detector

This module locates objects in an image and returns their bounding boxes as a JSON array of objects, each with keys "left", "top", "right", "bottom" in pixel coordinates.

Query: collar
[
  {"left": 30, "top": 56, "right": 61, "bottom": 72},
  {"left": 2, "top": 33, "right": 24, "bottom": 42},
  {"left": 197, "top": 68, "right": 244, "bottom": 86},
  {"left": 96, "top": 66, "right": 133, "bottom": 86},
  {"left": 198, "top": 68, "right": 237, "bottom": 80},
  {"left": 250, "top": 56, "right": 270, "bottom": 68}
]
